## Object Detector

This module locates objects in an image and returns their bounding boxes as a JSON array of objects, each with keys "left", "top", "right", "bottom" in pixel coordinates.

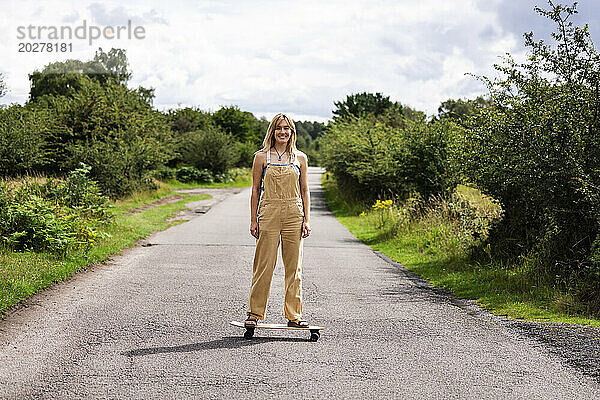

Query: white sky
[{"left": 1, "top": 0, "right": 598, "bottom": 122}]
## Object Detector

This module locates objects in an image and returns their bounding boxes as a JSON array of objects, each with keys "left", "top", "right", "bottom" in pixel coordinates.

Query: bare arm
[
  {"left": 250, "top": 151, "right": 265, "bottom": 238},
  {"left": 298, "top": 153, "right": 311, "bottom": 238}
]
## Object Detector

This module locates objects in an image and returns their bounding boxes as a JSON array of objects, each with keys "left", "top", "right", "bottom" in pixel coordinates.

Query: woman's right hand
[{"left": 250, "top": 221, "right": 259, "bottom": 238}]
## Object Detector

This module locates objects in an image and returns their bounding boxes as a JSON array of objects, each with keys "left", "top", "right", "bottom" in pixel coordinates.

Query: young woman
[{"left": 245, "top": 113, "right": 311, "bottom": 328}]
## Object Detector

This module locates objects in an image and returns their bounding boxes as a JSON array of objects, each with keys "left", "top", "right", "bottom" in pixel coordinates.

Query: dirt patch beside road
[
  {"left": 167, "top": 187, "right": 245, "bottom": 221},
  {"left": 129, "top": 195, "right": 184, "bottom": 214},
  {"left": 128, "top": 187, "right": 245, "bottom": 217}
]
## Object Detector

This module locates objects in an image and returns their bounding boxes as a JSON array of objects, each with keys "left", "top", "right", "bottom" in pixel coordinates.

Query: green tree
[
  {"left": 320, "top": 115, "right": 457, "bottom": 203},
  {"left": 332, "top": 92, "right": 426, "bottom": 124},
  {"left": 0, "top": 105, "right": 50, "bottom": 175},
  {"left": 395, "top": 103, "right": 426, "bottom": 122},
  {"left": 32, "top": 76, "right": 172, "bottom": 197},
  {"left": 167, "top": 107, "right": 213, "bottom": 133},
  {"left": 28, "top": 47, "right": 131, "bottom": 102},
  {"left": 92, "top": 47, "right": 131, "bottom": 84},
  {"left": 457, "top": 1, "right": 600, "bottom": 297},
  {"left": 437, "top": 97, "right": 493, "bottom": 126},
  {"left": 295, "top": 120, "right": 325, "bottom": 166},
  {"left": 295, "top": 120, "right": 325, "bottom": 140},
  {"left": 212, "top": 105, "right": 263, "bottom": 143},
  {"left": 332, "top": 92, "right": 396, "bottom": 121},
  {"left": 181, "top": 126, "right": 237, "bottom": 175}
]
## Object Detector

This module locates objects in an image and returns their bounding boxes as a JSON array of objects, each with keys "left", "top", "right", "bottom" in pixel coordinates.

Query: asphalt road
[{"left": 0, "top": 167, "right": 599, "bottom": 399}]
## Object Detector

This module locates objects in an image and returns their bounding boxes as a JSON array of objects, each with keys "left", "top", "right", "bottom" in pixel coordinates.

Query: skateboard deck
[
  {"left": 230, "top": 321, "right": 324, "bottom": 341},
  {"left": 230, "top": 321, "right": 324, "bottom": 330}
]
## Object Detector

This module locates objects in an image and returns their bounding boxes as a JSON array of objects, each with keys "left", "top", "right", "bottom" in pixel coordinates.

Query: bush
[
  {"left": 0, "top": 167, "right": 110, "bottom": 253},
  {"left": 234, "top": 141, "right": 258, "bottom": 168},
  {"left": 319, "top": 116, "right": 458, "bottom": 204},
  {"left": 456, "top": 2, "right": 600, "bottom": 289},
  {"left": 180, "top": 126, "right": 237, "bottom": 175},
  {"left": 152, "top": 166, "right": 177, "bottom": 181},
  {"left": 68, "top": 133, "right": 166, "bottom": 198},
  {"left": 320, "top": 117, "right": 403, "bottom": 204},
  {"left": 34, "top": 76, "right": 173, "bottom": 198},
  {"left": 227, "top": 167, "right": 252, "bottom": 184},
  {"left": 0, "top": 192, "right": 77, "bottom": 253},
  {"left": 448, "top": 185, "right": 504, "bottom": 245},
  {"left": 0, "top": 105, "right": 50, "bottom": 176},
  {"left": 175, "top": 166, "right": 213, "bottom": 183},
  {"left": 166, "top": 107, "right": 213, "bottom": 133},
  {"left": 212, "top": 105, "right": 265, "bottom": 143},
  {"left": 353, "top": 184, "right": 504, "bottom": 257},
  {"left": 213, "top": 172, "right": 233, "bottom": 183},
  {"left": 40, "top": 164, "right": 111, "bottom": 220}
]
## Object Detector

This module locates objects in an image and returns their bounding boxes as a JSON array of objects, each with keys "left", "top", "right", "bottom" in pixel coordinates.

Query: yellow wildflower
[{"left": 372, "top": 199, "right": 392, "bottom": 210}]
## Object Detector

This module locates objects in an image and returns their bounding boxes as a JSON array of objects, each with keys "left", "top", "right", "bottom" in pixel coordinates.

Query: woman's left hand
[{"left": 301, "top": 221, "right": 312, "bottom": 238}]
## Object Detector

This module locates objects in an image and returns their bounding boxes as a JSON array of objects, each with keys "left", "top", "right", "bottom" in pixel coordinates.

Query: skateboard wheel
[
  {"left": 310, "top": 331, "right": 320, "bottom": 342},
  {"left": 244, "top": 328, "right": 254, "bottom": 339}
]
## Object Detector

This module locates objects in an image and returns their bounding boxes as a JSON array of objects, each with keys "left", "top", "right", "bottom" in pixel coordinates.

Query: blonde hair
[{"left": 259, "top": 113, "right": 298, "bottom": 159}]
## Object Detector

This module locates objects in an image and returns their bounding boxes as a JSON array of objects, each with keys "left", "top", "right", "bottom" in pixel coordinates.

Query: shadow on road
[
  {"left": 309, "top": 188, "right": 330, "bottom": 213},
  {"left": 121, "top": 336, "right": 309, "bottom": 357}
]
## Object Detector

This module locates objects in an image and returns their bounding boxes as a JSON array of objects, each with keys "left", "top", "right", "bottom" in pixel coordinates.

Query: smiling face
[
  {"left": 274, "top": 118, "right": 292, "bottom": 146},
  {"left": 262, "top": 113, "right": 297, "bottom": 152}
]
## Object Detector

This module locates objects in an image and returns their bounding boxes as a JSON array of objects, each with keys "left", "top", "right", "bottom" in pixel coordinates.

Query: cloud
[
  {"left": 62, "top": 11, "right": 80, "bottom": 23},
  {"left": 88, "top": 3, "right": 168, "bottom": 26},
  {"left": 481, "top": 0, "right": 600, "bottom": 48},
  {"left": 32, "top": 7, "right": 44, "bottom": 18},
  {"left": 3, "top": 0, "right": 599, "bottom": 121},
  {"left": 396, "top": 56, "right": 445, "bottom": 82},
  {"left": 479, "top": 24, "right": 501, "bottom": 41}
]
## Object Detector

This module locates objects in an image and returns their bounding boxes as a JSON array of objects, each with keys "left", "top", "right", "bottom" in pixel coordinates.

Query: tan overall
[{"left": 247, "top": 149, "right": 304, "bottom": 321}]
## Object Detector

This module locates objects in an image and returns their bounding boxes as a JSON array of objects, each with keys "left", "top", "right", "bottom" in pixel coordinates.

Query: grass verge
[
  {"left": 322, "top": 174, "right": 600, "bottom": 328},
  {"left": 0, "top": 181, "right": 221, "bottom": 317}
]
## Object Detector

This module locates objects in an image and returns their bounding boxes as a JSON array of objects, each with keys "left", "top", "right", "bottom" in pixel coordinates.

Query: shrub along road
[{"left": 0, "top": 168, "right": 598, "bottom": 398}]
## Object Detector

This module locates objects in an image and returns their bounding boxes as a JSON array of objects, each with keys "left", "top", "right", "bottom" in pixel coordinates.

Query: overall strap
[
  {"left": 266, "top": 148, "right": 271, "bottom": 165},
  {"left": 290, "top": 150, "right": 300, "bottom": 167}
]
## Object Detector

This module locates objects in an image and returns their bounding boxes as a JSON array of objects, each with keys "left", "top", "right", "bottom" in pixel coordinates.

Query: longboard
[{"left": 230, "top": 321, "right": 324, "bottom": 341}]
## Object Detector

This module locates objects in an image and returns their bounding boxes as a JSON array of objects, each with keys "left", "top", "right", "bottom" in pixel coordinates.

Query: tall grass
[
  {"left": 322, "top": 174, "right": 600, "bottom": 327},
  {"left": 0, "top": 181, "right": 215, "bottom": 316}
]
